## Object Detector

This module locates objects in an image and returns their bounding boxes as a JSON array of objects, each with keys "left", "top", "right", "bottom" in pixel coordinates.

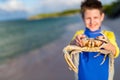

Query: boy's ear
[{"left": 101, "top": 13, "right": 105, "bottom": 21}]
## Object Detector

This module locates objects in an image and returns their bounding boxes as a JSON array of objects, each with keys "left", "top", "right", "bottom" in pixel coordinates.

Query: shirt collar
[{"left": 84, "top": 27, "right": 102, "bottom": 38}]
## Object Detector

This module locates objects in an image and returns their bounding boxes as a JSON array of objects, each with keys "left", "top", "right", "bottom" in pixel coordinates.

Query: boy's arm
[
  {"left": 69, "top": 30, "right": 84, "bottom": 45},
  {"left": 107, "top": 32, "right": 119, "bottom": 58},
  {"left": 69, "top": 30, "right": 119, "bottom": 58},
  {"left": 69, "top": 31, "right": 80, "bottom": 45}
]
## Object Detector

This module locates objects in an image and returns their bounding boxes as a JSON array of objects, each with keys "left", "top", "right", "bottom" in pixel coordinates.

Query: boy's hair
[{"left": 81, "top": 0, "right": 103, "bottom": 18}]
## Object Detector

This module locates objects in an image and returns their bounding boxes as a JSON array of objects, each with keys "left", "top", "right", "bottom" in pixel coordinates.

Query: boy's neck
[{"left": 85, "top": 27, "right": 101, "bottom": 33}]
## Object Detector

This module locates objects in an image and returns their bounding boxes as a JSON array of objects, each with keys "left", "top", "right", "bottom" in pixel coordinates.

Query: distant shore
[
  {"left": 28, "top": 9, "right": 80, "bottom": 20},
  {"left": 28, "top": 1, "right": 120, "bottom": 21}
]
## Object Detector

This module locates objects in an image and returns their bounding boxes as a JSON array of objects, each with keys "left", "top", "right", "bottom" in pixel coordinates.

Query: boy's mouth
[
  {"left": 89, "top": 24, "right": 97, "bottom": 28},
  {"left": 89, "top": 25, "right": 95, "bottom": 28}
]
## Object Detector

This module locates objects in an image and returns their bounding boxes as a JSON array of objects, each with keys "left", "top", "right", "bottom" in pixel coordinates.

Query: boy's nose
[{"left": 90, "top": 18, "right": 94, "bottom": 25}]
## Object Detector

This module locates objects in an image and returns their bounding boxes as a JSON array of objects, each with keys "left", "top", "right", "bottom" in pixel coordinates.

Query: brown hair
[{"left": 81, "top": 0, "right": 103, "bottom": 18}]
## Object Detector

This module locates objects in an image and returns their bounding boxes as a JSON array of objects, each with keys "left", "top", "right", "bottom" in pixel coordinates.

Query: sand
[{"left": 0, "top": 18, "right": 120, "bottom": 80}]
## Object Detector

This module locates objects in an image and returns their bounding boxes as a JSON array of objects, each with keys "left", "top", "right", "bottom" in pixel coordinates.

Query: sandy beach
[{"left": 0, "top": 18, "right": 120, "bottom": 80}]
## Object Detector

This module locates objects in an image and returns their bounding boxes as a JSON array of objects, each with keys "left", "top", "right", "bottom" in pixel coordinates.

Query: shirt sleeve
[
  {"left": 71, "top": 30, "right": 84, "bottom": 41},
  {"left": 106, "top": 31, "right": 119, "bottom": 58}
]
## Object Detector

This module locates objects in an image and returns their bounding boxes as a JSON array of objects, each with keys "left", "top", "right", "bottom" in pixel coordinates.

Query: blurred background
[{"left": 0, "top": 0, "right": 120, "bottom": 80}]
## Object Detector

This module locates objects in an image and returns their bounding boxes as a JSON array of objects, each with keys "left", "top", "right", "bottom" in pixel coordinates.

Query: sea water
[{"left": 0, "top": 14, "right": 82, "bottom": 59}]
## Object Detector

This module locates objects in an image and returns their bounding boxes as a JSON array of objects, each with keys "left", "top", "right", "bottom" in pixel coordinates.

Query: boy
[{"left": 70, "top": 0, "right": 119, "bottom": 80}]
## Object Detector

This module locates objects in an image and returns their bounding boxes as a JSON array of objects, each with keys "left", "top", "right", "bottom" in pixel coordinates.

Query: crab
[{"left": 63, "top": 36, "right": 114, "bottom": 73}]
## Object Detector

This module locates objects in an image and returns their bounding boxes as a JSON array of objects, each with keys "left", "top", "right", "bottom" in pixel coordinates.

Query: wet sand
[{"left": 0, "top": 18, "right": 120, "bottom": 80}]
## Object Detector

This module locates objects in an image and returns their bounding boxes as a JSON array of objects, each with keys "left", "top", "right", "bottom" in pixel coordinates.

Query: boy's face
[{"left": 83, "top": 9, "right": 104, "bottom": 31}]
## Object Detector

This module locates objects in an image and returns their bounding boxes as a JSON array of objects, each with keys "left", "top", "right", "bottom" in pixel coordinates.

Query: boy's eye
[
  {"left": 85, "top": 17, "right": 90, "bottom": 20},
  {"left": 94, "top": 17, "right": 98, "bottom": 19}
]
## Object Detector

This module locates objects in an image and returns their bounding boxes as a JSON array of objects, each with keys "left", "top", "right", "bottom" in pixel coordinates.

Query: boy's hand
[
  {"left": 71, "top": 34, "right": 86, "bottom": 47},
  {"left": 102, "top": 42, "right": 116, "bottom": 56},
  {"left": 70, "top": 34, "right": 86, "bottom": 46},
  {"left": 75, "top": 34, "right": 86, "bottom": 47},
  {"left": 97, "top": 35, "right": 116, "bottom": 56}
]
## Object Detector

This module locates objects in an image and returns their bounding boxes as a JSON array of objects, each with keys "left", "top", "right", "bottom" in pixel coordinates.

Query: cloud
[
  {"left": 0, "top": 0, "right": 115, "bottom": 15},
  {"left": 0, "top": 0, "right": 29, "bottom": 20},
  {"left": 0, "top": 0, "right": 27, "bottom": 12},
  {"left": 39, "top": 0, "right": 83, "bottom": 8},
  {"left": 0, "top": 0, "right": 83, "bottom": 15},
  {"left": 38, "top": 0, "right": 83, "bottom": 13},
  {"left": 40, "top": 0, "right": 83, "bottom": 5}
]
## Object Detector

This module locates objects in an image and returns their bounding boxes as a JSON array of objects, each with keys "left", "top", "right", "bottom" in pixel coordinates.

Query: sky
[{"left": 0, "top": 0, "right": 116, "bottom": 20}]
